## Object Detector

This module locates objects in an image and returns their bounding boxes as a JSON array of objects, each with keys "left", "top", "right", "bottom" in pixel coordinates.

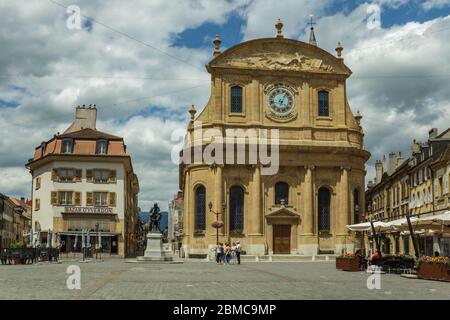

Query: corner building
[
  {"left": 180, "top": 21, "right": 370, "bottom": 256},
  {"left": 26, "top": 106, "right": 139, "bottom": 257}
]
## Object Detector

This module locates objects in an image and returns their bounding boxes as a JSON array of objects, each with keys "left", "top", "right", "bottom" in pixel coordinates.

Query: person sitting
[
  {"left": 370, "top": 251, "right": 381, "bottom": 266},
  {"left": 434, "top": 251, "right": 440, "bottom": 257}
]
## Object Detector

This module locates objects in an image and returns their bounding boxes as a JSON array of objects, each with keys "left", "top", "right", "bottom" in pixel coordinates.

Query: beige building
[
  {"left": 179, "top": 20, "right": 370, "bottom": 257},
  {"left": 26, "top": 106, "right": 139, "bottom": 257},
  {"left": 365, "top": 128, "right": 450, "bottom": 256}
]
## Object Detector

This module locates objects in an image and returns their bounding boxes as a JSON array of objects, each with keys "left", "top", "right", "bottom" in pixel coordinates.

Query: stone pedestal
[{"left": 137, "top": 232, "right": 173, "bottom": 262}]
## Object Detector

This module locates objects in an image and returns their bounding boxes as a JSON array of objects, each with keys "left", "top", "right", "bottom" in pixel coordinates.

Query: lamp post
[{"left": 208, "top": 201, "right": 226, "bottom": 246}]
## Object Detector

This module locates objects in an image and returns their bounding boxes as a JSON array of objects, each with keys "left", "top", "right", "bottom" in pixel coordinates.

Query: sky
[{"left": 0, "top": 0, "right": 450, "bottom": 211}]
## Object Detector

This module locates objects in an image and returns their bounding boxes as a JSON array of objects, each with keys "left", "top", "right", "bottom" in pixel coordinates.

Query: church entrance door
[{"left": 273, "top": 225, "right": 290, "bottom": 254}]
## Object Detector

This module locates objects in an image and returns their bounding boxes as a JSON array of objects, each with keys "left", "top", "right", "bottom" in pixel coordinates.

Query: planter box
[
  {"left": 418, "top": 262, "right": 450, "bottom": 282},
  {"left": 336, "top": 257, "right": 359, "bottom": 271}
]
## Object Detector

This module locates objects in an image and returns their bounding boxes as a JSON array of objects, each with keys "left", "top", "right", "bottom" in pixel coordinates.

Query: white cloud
[
  {"left": 422, "top": 0, "right": 450, "bottom": 11},
  {"left": 1, "top": 0, "right": 450, "bottom": 210}
]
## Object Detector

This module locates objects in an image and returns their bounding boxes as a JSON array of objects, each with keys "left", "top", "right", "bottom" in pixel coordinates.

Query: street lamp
[{"left": 208, "top": 201, "right": 225, "bottom": 246}]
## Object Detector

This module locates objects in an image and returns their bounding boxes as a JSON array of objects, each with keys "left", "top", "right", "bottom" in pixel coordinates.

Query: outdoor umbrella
[
  {"left": 29, "top": 228, "right": 33, "bottom": 246},
  {"left": 97, "top": 231, "right": 102, "bottom": 250},
  {"left": 47, "top": 229, "right": 52, "bottom": 249},
  {"left": 36, "top": 227, "right": 41, "bottom": 248},
  {"left": 81, "top": 229, "right": 86, "bottom": 249},
  {"left": 87, "top": 230, "right": 91, "bottom": 249},
  {"left": 56, "top": 233, "right": 61, "bottom": 249},
  {"left": 346, "top": 221, "right": 387, "bottom": 232},
  {"left": 411, "top": 211, "right": 450, "bottom": 230},
  {"left": 73, "top": 234, "right": 78, "bottom": 251}
]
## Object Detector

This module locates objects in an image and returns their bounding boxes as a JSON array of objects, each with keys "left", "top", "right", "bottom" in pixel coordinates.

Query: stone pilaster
[
  {"left": 249, "top": 164, "right": 262, "bottom": 235},
  {"left": 303, "top": 165, "right": 315, "bottom": 235},
  {"left": 337, "top": 166, "right": 350, "bottom": 236}
]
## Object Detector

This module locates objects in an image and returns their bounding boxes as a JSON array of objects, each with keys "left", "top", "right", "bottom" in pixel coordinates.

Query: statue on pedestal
[{"left": 148, "top": 203, "right": 161, "bottom": 233}]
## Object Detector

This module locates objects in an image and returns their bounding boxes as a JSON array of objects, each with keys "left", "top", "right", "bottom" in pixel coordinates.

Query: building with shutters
[
  {"left": 26, "top": 105, "right": 139, "bottom": 257},
  {"left": 179, "top": 20, "right": 370, "bottom": 257},
  {"left": 365, "top": 128, "right": 450, "bottom": 256}
]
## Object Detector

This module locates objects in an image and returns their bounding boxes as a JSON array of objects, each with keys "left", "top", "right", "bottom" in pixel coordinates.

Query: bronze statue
[{"left": 148, "top": 203, "right": 162, "bottom": 233}]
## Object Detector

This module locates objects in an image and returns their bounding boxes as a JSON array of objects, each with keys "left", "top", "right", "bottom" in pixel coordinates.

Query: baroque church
[{"left": 179, "top": 19, "right": 370, "bottom": 256}]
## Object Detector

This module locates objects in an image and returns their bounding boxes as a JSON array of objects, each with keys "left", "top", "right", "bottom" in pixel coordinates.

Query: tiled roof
[{"left": 59, "top": 128, "right": 122, "bottom": 140}]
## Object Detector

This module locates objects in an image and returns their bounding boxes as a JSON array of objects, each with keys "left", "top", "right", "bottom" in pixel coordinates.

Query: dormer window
[
  {"left": 61, "top": 139, "right": 73, "bottom": 154},
  {"left": 318, "top": 90, "right": 329, "bottom": 117},
  {"left": 96, "top": 139, "right": 108, "bottom": 155},
  {"left": 231, "top": 86, "right": 243, "bottom": 113}
]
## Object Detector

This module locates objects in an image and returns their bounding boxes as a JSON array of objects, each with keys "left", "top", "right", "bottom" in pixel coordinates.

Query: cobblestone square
[{"left": 0, "top": 259, "right": 449, "bottom": 300}]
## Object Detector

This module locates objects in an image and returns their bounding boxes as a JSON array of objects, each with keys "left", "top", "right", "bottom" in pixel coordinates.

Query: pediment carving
[{"left": 210, "top": 40, "right": 346, "bottom": 74}]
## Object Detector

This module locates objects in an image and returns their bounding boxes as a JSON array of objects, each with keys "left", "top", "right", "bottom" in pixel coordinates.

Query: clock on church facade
[{"left": 179, "top": 20, "right": 370, "bottom": 257}]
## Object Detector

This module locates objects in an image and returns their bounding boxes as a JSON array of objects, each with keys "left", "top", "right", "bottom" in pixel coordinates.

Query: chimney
[
  {"left": 397, "top": 152, "right": 403, "bottom": 165},
  {"left": 64, "top": 105, "right": 97, "bottom": 134},
  {"left": 375, "top": 160, "right": 383, "bottom": 184},
  {"left": 388, "top": 152, "right": 398, "bottom": 174},
  {"left": 428, "top": 128, "right": 438, "bottom": 140}
]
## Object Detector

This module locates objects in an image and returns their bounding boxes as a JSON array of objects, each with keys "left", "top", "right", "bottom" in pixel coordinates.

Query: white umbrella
[
  {"left": 81, "top": 229, "right": 86, "bottom": 249},
  {"left": 401, "top": 212, "right": 450, "bottom": 230},
  {"left": 36, "top": 227, "right": 41, "bottom": 248},
  {"left": 47, "top": 229, "right": 52, "bottom": 249},
  {"left": 29, "top": 228, "right": 33, "bottom": 246},
  {"left": 56, "top": 233, "right": 61, "bottom": 249},
  {"left": 97, "top": 231, "right": 102, "bottom": 250},
  {"left": 73, "top": 234, "right": 78, "bottom": 251},
  {"left": 87, "top": 230, "right": 91, "bottom": 248},
  {"left": 346, "top": 221, "right": 387, "bottom": 232}
]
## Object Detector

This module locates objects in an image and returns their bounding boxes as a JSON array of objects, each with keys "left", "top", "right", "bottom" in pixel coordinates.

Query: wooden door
[{"left": 273, "top": 225, "right": 291, "bottom": 254}]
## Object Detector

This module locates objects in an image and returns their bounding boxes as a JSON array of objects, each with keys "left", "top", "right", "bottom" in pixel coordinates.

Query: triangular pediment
[
  {"left": 209, "top": 38, "right": 351, "bottom": 76},
  {"left": 266, "top": 206, "right": 300, "bottom": 218}
]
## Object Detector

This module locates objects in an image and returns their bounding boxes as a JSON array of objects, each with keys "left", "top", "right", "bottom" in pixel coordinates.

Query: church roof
[{"left": 207, "top": 37, "right": 351, "bottom": 76}]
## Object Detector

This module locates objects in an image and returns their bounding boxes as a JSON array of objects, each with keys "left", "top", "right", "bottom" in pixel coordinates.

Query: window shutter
[
  {"left": 51, "top": 191, "right": 58, "bottom": 205},
  {"left": 108, "top": 170, "right": 117, "bottom": 183},
  {"left": 75, "top": 169, "right": 82, "bottom": 182},
  {"left": 86, "top": 170, "right": 93, "bottom": 182},
  {"left": 51, "top": 169, "right": 59, "bottom": 182},
  {"left": 109, "top": 192, "right": 116, "bottom": 207},
  {"left": 74, "top": 192, "right": 81, "bottom": 206},
  {"left": 86, "top": 192, "right": 93, "bottom": 206}
]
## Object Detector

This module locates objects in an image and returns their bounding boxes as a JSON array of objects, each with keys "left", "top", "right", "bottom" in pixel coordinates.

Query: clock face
[{"left": 267, "top": 86, "right": 295, "bottom": 116}]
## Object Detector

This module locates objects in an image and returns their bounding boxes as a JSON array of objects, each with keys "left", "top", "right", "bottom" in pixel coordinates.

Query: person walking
[
  {"left": 215, "top": 243, "right": 222, "bottom": 264},
  {"left": 236, "top": 241, "right": 241, "bottom": 265},
  {"left": 231, "top": 242, "right": 237, "bottom": 265}
]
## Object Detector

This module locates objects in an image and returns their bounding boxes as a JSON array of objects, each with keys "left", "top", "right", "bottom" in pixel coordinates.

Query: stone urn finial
[
  {"left": 335, "top": 41, "right": 344, "bottom": 59},
  {"left": 275, "top": 19, "right": 284, "bottom": 38},
  {"left": 213, "top": 34, "right": 222, "bottom": 57},
  {"left": 188, "top": 104, "right": 197, "bottom": 121}
]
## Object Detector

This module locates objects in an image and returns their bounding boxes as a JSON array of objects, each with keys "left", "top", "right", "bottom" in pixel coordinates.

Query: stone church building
[{"left": 180, "top": 20, "right": 370, "bottom": 256}]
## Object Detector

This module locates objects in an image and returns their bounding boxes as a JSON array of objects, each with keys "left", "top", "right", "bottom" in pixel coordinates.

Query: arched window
[
  {"left": 318, "top": 187, "right": 331, "bottom": 232},
  {"left": 194, "top": 186, "right": 206, "bottom": 231},
  {"left": 275, "top": 182, "right": 289, "bottom": 205},
  {"left": 230, "top": 186, "right": 244, "bottom": 232},
  {"left": 318, "top": 90, "right": 329, "bottom": 117},
  {"left": 231, "top": 86, "right": 243, "bottom": 113},
  {"left": 354, "top": 189, "right": 360, "bottom": 224}
]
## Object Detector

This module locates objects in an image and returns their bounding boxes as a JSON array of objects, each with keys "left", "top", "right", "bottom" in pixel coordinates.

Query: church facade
[{"left": 179, "top": 20, "right": 370, "bottom": 256}]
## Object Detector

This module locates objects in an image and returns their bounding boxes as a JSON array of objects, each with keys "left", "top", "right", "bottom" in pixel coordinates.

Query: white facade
[{"left": 32, "top": 160, "right": 126, "bottom": 231}]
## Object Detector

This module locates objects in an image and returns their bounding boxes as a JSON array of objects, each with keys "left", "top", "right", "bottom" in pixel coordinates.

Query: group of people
[{"left": 215, "top": 241, "right": 241, "bottom": 265}]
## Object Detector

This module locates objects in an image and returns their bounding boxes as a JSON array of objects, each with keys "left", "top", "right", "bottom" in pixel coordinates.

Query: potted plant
[
  {"left": 417, "top": 256, "right": 450, "bottom": 282},
  {"left": 336, "top": 253, "right": 360, "bottom": 271}
]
